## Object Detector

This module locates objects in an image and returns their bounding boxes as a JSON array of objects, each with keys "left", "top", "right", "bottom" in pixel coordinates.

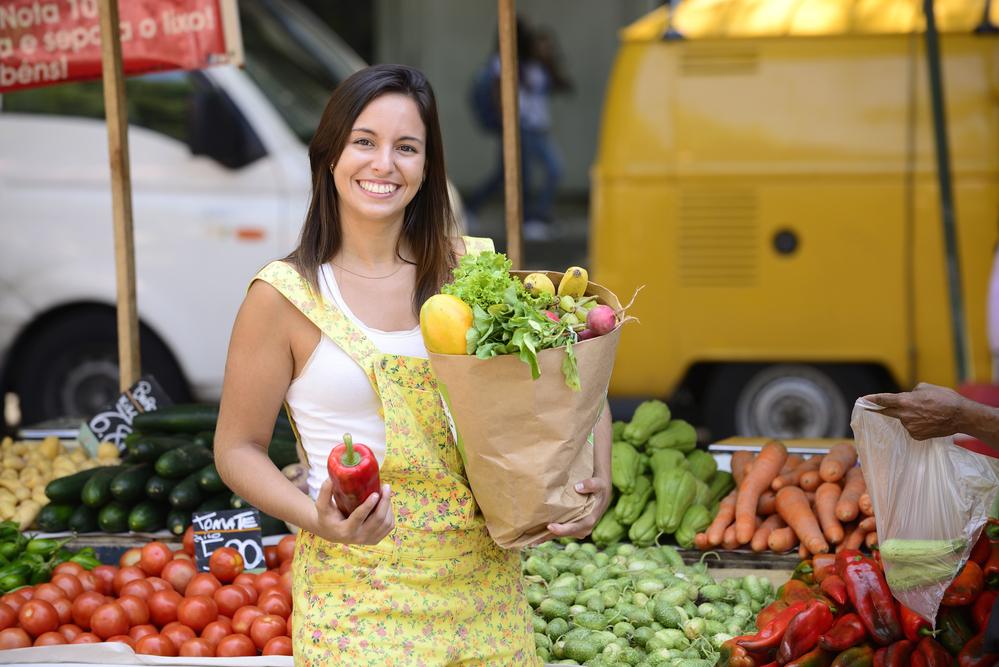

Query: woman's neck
[{"left": 335, "top": 212, "right": 412, "bottom": 270}]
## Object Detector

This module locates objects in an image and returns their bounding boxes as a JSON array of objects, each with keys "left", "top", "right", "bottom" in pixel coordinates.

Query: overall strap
[{"left": 461, "top": 235, "right": 495, "bottom": 255}]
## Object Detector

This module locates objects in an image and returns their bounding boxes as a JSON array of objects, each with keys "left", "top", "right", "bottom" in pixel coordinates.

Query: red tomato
[
  {"left": 231, "top": 605, "right": 265, "bottom": 636},
  {"left": 119, "top": 578, "right": 154, "bottom": 601},
  {"left": 146, "top": 576, "right": 172, "bottom": 593},
  {"left": 18, "top": 599, "right": 59, "bottom": 637},
  {"left": 13, "top": 587, "right": 33, "bottom": 600},
  {"left": 279, "top": 570, "right": 293, "bottom": 597},
  {"left": 1, "top": 595, "right": 23, "bottom": 614},
  {"left": 180, "top": 637, "right": 215, "bottom": 656},
  {"left": 258, "top": 592, "right": 291, "bottom": 619},
  {"left": 57, "top": 623, "right": 82, "bottom": 641},
  {"left": 128, "top": 624, "right": 158, "bottom": 642},
  {"left": 249, "top": 614, "right": 286, "bottom": 651},
  {"left": 50, "top": 596, "right": 72, "bottom": 625},
  {"left": 173, "top": 552, "right": 193, "bottom": 561},
  {"left": 89, "top": 602, "right": 129, "bottom": 640},
  {"left": 277, "top": 534, "right": 296, "bottom": 564},
  {"left": 236, "top": 583, "right": 258, "bottom": 605},
  {"left": 177, "top": 595, "right": 218, "bottom": 633},
  {"left": 216, "top": 633, "right": 257, "bottom": 657},
  {"left": 186, "top": 572, "right": 222, "bottom": 598},
  {"left": 76, "top": 570, "right": 98, "bottom": 593},
  {"left": 117, "top": 594, "right": 150, "bottom": 626},
  {"left": 51, "top": 574, "right": 85, "bottom": 601},
  {"left": 148, "top": 589, "right": 182, "bottom": 627},
  {"left": 33, "top": 630, "right": 67, "bottom": 646},
  {"left": 182, "top": 525, "right": 195, "bottom": 556},
  {"left": 70, "top": 632, "right": 101, "bottom": 644},
  {"left": 279, "top": 558, "right": 292, "bottom": 575},
  {"left": 286, "top": 613, "right": 292, "bottom": 636},
  {"left": 160, "top": 559, "right": 197, "bottom": 595},
  {"left": 263, "top": 546, "right": 279, "bottom": 570},
  {"left": 213, "top": 585, "right": 249, "bottom": 618},
  {"left": 200, "top": 619, "right": 232, "bottom": 648},
  {"left": 209, "top": 547, "right": 244, "bottom": 584},
  {"left": 112, "top": 566, "right": 146, "bottom": 596},
  {"left": 139, "top": 542, "right": 174, "bottom": 577},
  {"left": 135, "top": 633, "right": 178, "bottom": 656},
  {"left": 119, "top": 547, "right": 142, "bottom": 568},
  {"left": 105, "top": 634, "right": 135, "bottom": 647},
  {"left": 53, "top": 562, "right": 85, "bottom": 577},
  {"left": 161, "top": 621, "right": 196, "bottom": 650},
  {"left": 91, "top": 565, "right": 117, "bottom": 595},
  {"left": 0, "top": 627, "right": 32, "bottom": 649},
  {"left": 232, "top": 572, "right": 256, "bottom": 588},
  {"left": 32, "top": 583, "right": 66, "bottom": 603},
  {"left": 70, "top": 591, "right": 106, "bottom": 630},
  {"left": 254, "top": 570, "right": 281, "bottom": 594},
  {"left": 263, "top": 635, "right": 292, "bottom": 656}
]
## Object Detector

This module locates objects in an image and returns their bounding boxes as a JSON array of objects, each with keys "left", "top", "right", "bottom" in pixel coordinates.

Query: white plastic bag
[{"left": 851, "top": 397, "right": 999, "bottom": 623}]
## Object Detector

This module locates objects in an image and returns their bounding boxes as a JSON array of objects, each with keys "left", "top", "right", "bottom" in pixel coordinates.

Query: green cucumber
[
  {"left": 145, "top": 475, "right": 180, "bottom": 502},
  {"left": 197, "top": 464, "right": 226, "bottom": 494},
  {"left": 81, "top": 467, "right": 121, "bottom": 508},
  {"left": 132, "top": 404, "right": 219, "bottom": 434},
  {"left": 45, "top": 466, "right": 117, "bottom": 504},
  {"left": 126, "top": 436, "right": 193, "bottom": 463},
  {"left": 230, "top": 493, "right": 249, "bottom": 509},
  {"left": 67, "top": 505, "right": 99, "bottom": 533},
  {"left": 35, "top": 504, "right": 74, "bottom": 532},
  {"left": 97, "top": 502, "right": 130, "bottom": 532},
  {"left": 167, "top": 509, "right": 191, "bottom": 536},
  {"left": 196, "top": 493, "right": 231, "bottom": 513},
  {"left": 192, "top": 431, "right": 214, "bottom": 448},
  {"left": 259, "top": 511, "right": 288, "bottom": 537},
  {"left": 169, "top": 471, "right": 204, "bottom": 510},
  {"left": 128, "top": 501, "right": 168, "bottom": 532},
  {"left": 155, "top": 445, "right": 213, "bottom": 479},
  {"left": 109, "top": 463, "right": 155, "bottom": 503},
  {"left": 268, "top": 438, "right": 299, "bottom": 469}
]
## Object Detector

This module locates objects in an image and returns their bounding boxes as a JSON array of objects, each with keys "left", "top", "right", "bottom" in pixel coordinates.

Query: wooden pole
[
  {"left": 98, "top": 0, "right": 141, "bottom": 391},
  {"left": 497, "top": 0, "right": 523, "bottom": 269}
]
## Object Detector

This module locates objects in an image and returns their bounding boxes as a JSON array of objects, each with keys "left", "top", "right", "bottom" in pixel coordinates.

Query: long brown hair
[{"left": 286, "top": 64, "right": 459, "bottom": 314}]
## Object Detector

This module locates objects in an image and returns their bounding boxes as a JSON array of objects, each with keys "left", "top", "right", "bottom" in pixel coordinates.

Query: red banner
[{"left": 0, "top": 0, "right": 241, "bottom": 93}]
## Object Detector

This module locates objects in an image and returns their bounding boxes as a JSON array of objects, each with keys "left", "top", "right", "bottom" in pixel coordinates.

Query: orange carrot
[
  {"left": 859, "top": 493, "right": 874, "bottom": 517},
  {"left": 756, "top": 490, "right": 777, "bottom": 516},
  {"left": 731, "top": 451, "right": 755, "bottom": 486},
  {"left": 782, "top": 454, "right": 804, "bottom": 472},
  {"left": 707, "top": 491, "right": 738, "bottom": 546},
  {"left": 843, "top": 523, "right": 867, "bottom": 550},
  {"left": 858, "top": 516, "right": 876, "bottom": 533},
  {"left": 776, "top": 486, "right": 829, "bottom": 554},
  {"left": 768, "top": 526, "right": 798, "bottom": 553},
  {"left": 722, "top": 523, "right": 740, "bottom": 550},
  {"left": 772, "top": 455, "right": 821, "bottom": 491},
  {"left": 694, "top": 532, "right": 710, "bottom": 550},
  {"left": 835, "top": 467, "right": 866, "bottom": 522},
  {"left": 814, "top": 482, "right": 845, "bottom": 544},
  {"left": 799, "top": 468, "right": 822, "bottom": 492},
  {"left": 735, "top": 441, "right": 788, "bottom": 544},
  {"left": 805, "top": 491, "right": 816, "bottom": 505},
  {"left": 751, "top": 514, "right": 786, "bottom": 552},
  {"left": 865, "top": 530, "right": 879, "bottom": 549},
  {"left": 820, "top": 442, "right": 858, "bottom": 483}
]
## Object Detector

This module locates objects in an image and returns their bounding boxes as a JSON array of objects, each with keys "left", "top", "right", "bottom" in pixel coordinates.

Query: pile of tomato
[{"left": 0, "top": 528, "right": 296, "bottom": 657}]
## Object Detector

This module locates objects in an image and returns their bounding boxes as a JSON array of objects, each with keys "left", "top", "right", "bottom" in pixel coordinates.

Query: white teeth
[{"left": 358, "top": 181, "right": 398, "bottom": 194}]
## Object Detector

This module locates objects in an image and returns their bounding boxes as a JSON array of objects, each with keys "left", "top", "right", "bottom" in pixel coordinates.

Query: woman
[{"left": 214, "top": 64, "right": 612, "bottom": 665}]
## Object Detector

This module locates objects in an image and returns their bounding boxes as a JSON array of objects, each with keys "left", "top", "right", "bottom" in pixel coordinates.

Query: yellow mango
[{"left": 420, "top": 294, "right": 473, "bottom": 355}]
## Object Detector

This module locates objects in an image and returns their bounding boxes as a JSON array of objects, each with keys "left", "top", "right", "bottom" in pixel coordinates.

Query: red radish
[
  {"left": 585, "top": 305, "right": 617, "bottom": 336},
  {"left": 544, "top": 310, "right": 559, "bottom": 322},
  {"left": 577, "top": 329, "right": 597, "bottom": 341}
]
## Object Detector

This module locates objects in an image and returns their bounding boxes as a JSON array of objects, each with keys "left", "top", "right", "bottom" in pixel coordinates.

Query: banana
[
  {"left": 523, "top": 272, "right": 556, "bottom": 298},
  {"left": 557, "top": 266, "right": 588, "bottom": 299}
]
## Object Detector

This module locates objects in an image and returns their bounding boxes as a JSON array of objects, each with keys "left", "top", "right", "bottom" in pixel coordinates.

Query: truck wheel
[{"left": 7, "top": 309, "right": 191, "bottom": 425}]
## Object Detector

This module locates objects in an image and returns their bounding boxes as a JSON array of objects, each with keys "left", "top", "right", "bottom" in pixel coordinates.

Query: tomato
[
  {"left": 213, "top": 585, "right": 249, "bottom": 618},
  {"left": 148, "top": 589, "right": 182, "bottom": 627},
  {"left": 216, "top": 633, "right": 257, "bottom": 657},
  {"left": 160, "top": 559, "right": 197, "bottom": 595},
  {"left": 182, "top": 525, "right": 195, "bottom": 556},
  {"left": 249, "top": 614, "right": 286, "bottom": 651},
  {"left": 233, "top": 572, "right": 257, "bottom": 588},
  {"left": 286, "top": 613, "right": 292, "bottom": 636},
  {"left": 105, "top": 634, "right": 135, "bottom": 647},
  {"left": 200, "top": 621, "right": 231, "bottom": 648},
  {"left": 279, "top": 558, "right": 292, "bottom": 574},
  {"left": 135, "top": 633, "right": 178, "bottom": 656},
  {"left": 91, "top": 565, "right": 117, "bottom": 595},
  {"left": 263, "top": 635, "right": 292, "bottom": 656},
  {"left": 117, "top": 594, "right": 150, "bottom": 626},
  {"left": 0, "top": 627, "right": 32, "bottom": 649},
  {"left": 161, "top": 621, "right": 196, "bottom": 650},
  {"left": 146, "top": 576, "right": 172, "bottom": 593},
  {"left": 70, "top": 632, "right": 101, "bottom": 644},
  {"left": 263, "top": 545, "right": 279, "bottom": 570},
  {"left": 89, "top": 601, "right": 129, "bottom": 639},
  {"left": 53, "top": 562, "right": 85, "bottom": 577},
  {"left": 279, "top": 570, "right": 293, "bottom": 597},
  {"left": 32, "top": 582, "right": 67, "bottom": 603},
  {"left": 254, "top": 570, "right": 281, "bottom": 594},
  {"left": 50, "top": 596, "right": 72, "bottom": 625},
  {"left": 140, "top": 542, "right": 174, "bottom": 577},
  {"left": 237, "top": 583, "right": 258, "bottom": 605},
  {"left": 119, "top": 578, "right": 154, "bottom": 601},
  {"left": 231, "top": 605, "right": 265, "bottom": 635},
  {"left": 177, "top": 595, "right": 218, "bottom": 633},
  {"left": 1, "top": 594, "right": 23, "bottom": 614},
  {"left": 76, "top": 570, "right": 99, "bottom": 593},
  {"left": 112, "top": 565, "right": 145, "bottom": 596},
  {"left": 119, "top": 547, "right": 142, "bottom": 568},
  {"left": 13, "top": 587, "right": 33, "bottom": 600},
  {"left": 277, "top": 534, "right": 296, "bottom": 564},
  {"left": 51, "top": 573, "right": 86, "bottom": 601},
  {"left": 70, "top": 591, "right": 106, "bottom": 630},
  {"left": 33, "top": 630, "right": 67, "bottom": 646},
  {"left": 18, "top": 599, "right": 59, "bottom": 637},
  {"left": 186, "top": 572, "right": 222, "bottom": 598},
  {"left": 57, "top": 623, "right": 82, "bottom": 640},
  {"left": 128, "top": 623, "right": 158, "bottom": 642},
  {"left": 180, "top": 636, "right": 215, "bottom": 656},
  {"left": 173, "top": 552, "right": 193, "bottom": 561},
  {"left": 209, "top": 547, "right": 244, "bottom": 584},
  {"left": 258, "top": 593, "right": 291, "bottom": 619}
]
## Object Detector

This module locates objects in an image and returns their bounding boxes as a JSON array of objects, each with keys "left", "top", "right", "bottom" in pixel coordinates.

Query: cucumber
[
  {"left": 126, "top": 436, "right": 192, "bottom": 463},
  {"left": 167, "top": 509, "right": 191, "bottom": 536},
  {"left": 36, "top": 504, "right": 74, "bottom": 532},
  {"left": 67, "top": 505, "right": 100, "bottom": 533},
  {"left": 155, "top": 444, "right": 214, "bottom": 479},
  {"left": 268, "top": 437, "right": 299, "bottom": 469},
  {"left": 230, "top": 493, "right": 249, "bottom": 509},
  {"left": 196, "top": 493, "right": 231, "bottom": 513},
  {"left": 109, "top": 463, "right": 155, "bottom": 503},
  {"left": 81, "top": 466, "right": 121, "bottom": 508},
  {"left": 197, "top": 463, "right": 226, "bottom": 494},
  {"left": 145, "top": 475, "right": 180, "bottom": 502},
  {"left": 169, "top": 471, "right": 204, "bottom": 510},
  {"left": 45, "top": 466, "right": 117, "bottom": 504},
  {"left": 259, "top": 511, "right": 288, "bottom": 537},
  {"left": 128, "top": 501, "right": 168, "bottom": 533},
  {"left": 97, "top": 502, "right": 130, "bottom": 532},
  {"left": 132, "top": 403, "right": 219, "bottom": 434},
  {"left": 192, "top": 431, "right": 214, "bottom": 448}
]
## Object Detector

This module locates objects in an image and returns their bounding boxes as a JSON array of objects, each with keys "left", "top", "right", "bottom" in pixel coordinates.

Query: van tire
[
  {"left": 7, "top": 309, "right": 190, "bottom": 425},
  {"left": 703, "top": 363, "right": 880, "bottom": 441}
]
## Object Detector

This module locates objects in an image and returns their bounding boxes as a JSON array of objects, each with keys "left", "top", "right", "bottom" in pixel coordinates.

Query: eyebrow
[{"left": 352, "top": 127, "right": 424, "bottom": 144}]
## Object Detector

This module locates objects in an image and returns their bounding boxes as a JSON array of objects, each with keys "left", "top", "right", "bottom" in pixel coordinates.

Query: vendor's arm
[
  {"left": 547, "top": 398, "right": 613, "bottom": 539},
  {"left": 215, "top": 280, "right": 394, "bottom": 546},
  {"left": 864, "top": 383, "right": 999, "bottom": 451}
]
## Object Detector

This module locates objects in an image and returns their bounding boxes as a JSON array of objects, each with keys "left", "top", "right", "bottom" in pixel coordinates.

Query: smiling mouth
[{"left": 357, "top": 180, "right": 400, "bottom": 196}]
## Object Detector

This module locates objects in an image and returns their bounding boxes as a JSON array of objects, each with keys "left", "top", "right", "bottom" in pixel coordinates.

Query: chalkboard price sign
[
  {"left": 78, "top": 375, "right": 172, "bottom": 457},
  {"left": 192, "top": 509, "right": 265, "bottom": 573}
]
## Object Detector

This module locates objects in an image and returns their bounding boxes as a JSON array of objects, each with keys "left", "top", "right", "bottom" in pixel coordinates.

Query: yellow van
[{"left": 591, "top": 1, "right": 999, "bottom": 439}]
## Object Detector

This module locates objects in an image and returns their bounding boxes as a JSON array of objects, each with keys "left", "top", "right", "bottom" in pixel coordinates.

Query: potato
[
  {"left": 0, "top": 502, "right": 14, "bottom": 521},
  {"left": 39, "top": 437, "right": 61, "bottom": 460},
  {"left": 0, "top": 469, "right": 15, "bottom": 481},
  {"left": 14, "top": 500, "right": 40, "bottom": 530},
  {"left": 11, "top": 443, "right": 28, "bottom": 457},
  {"left": 3, "top": 455, "right": 25, "bottom": 470},
  {"left": 0, "top": 436, "right": 12, "bottom": 450},
  {"left": 96, "top": 442, "right": 119, "bottom": 460},
  {"left": 32, "top": 490, "right": 49, "bottom": 506},
  {"left": 0, "top": 489, "right": 14, "bottom": 503}
]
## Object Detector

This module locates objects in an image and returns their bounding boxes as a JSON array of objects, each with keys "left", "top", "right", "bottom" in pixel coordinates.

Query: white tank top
[{"left": 285, "top": 264, "right": 427, "bottom": 500}]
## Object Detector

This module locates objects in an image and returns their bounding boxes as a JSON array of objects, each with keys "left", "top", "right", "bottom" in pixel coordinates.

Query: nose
[{"left": 370, "top": 145, "right": 393, "bottom": 175}]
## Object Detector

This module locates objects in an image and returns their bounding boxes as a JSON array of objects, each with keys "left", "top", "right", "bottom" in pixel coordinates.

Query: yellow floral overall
[{"left": 253, "top": 238, "right": 540, "bottom": 667}]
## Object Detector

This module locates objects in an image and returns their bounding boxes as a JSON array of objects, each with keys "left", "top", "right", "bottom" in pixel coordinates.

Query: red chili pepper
[
  {"left": 781, "top": 579, "right": 820, "bottom": 606},
  {"left": 831, "top": 645, "right": 875, "bottom": 667},
  {"left": 777, "top": 599, "right": 836, "bottom": 664},
  {"left": 813, "top": 553, "right": 837, "bottom": 583},
  {"left": 971, "top": 533, "right": 992, "bottom": 566},
  {"left": 837, "top": 551, "right": 903, "bottom": 645},
  {"left": 943, "top": 561, "right": 985, "bottom": 607},
  {"left": 719, "top": 635, "right": 764, "bottom": 667},
  {"left": 820, "top": 575, "right": 848, "bottom": 606},
  {"left": 785, "top": 647, "right": 835, "bottom": 667},
  {"left": 326, "top": 432, "right": 381, "bottom": 516},
  {"left": 973, "top": 590, "right": 999, "bottom": 632},
  {"left": 899, "top": 604, "right": 934, "bottom": 643},
  {"left": 913, "top": 652, "right": 929, "bottom": 667},
  {"left": 880, "top": 640, "right": 917, "bottom": 667},
  {"left": 874, "top": 647, "right": 886, "bottom": 667},
  {"left": 818, "top": 613, "right": 868, "bottom": 652},
  {"left": 958, "top": 632, "right": 999, "bottom": 667},
  {"left": 740, "top": 601, "right": 809, "bottom": 651},
  {"left": 984, "top": 543, "right": 999, "bottom": 589},
  {"left": 918, "top": 637, "right": 957, "bottom": 667},
  {"left": 758, "top": 600, "right": 790, "bottom": 631}
]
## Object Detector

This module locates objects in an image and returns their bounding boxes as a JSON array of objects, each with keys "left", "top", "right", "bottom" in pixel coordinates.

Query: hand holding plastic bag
[{"left": 851, "top": 398, "right": 999, "bottom": 624}]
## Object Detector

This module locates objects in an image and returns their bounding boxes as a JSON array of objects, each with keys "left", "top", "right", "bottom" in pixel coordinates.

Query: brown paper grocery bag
[{"left": 429, "top": 273, "right": 627, "bottom": 549}]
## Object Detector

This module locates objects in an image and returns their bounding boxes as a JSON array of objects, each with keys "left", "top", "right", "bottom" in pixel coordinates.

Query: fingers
[
  {"left": 863, "top": 393, "right": 901, "bottom": 408},
  {"left": 573, "top": 477, "right": 608, "bottom": 495},
  {"left": 548, "top": 518, "right": 595, "bottom": 539},
  {"left": 343, "top": 488, "right": 381, "bottom": 529},
  {"left": 315, "top": 479, "right": 345, "bottom": 520}
]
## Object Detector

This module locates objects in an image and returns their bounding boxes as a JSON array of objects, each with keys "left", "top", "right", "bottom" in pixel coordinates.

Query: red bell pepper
[
  {"left": 837, "top": 551, "right": 903, "bottom": 645},
  {"left": 777, "top": 599, "right": 836, "bottom": 664},
  {"left": 971, "top": 533, "right": 992, "bottom": 567},
  {"left": 943, "top": 561, "right": 985, "bottom": 607},
  {"left": 878, "top": 640, "right": 917, "bottom": 667},
  {"left": 973, "top": 590, "right": 999, "bottom": 632},
  {"left": 785, "top": 647, "right": 835, "bottom": 667},
  {"left": 326, "top": 433, "right": 381, "bottom": 516},
  {"left": 820, "top": 575, "right": 848, "bottom": 606},
  {"left": 741, "top": 601, "right": 808, "bottom": 651},
  {"left": 937, "top": 606, "right": 976, "bottom": 656},
  {"left": 958, "top": 632, "right": 999, "bottom": 667},
  {"left": 918, "top": 637, "right": 956, "bottom": 667},
  {"left": 818, "top": 613, "right": 868, "bottom": 652},
  {"left": 813, "top": 553, "right": 837, "bottom": 583},
  {"left": 874, "top": 647, "right": 886, "bottom": 667},
  {"left": 899, "top": 604, "right": 934, "bottom": 643},
  {"left": 984, "top": 543, "right": 999, "bottom": 589},
  {"left": 781, "top": 579, "right": 820, "bottom": 606},
  {"left": 719, "top": 635, "right": 760, "bottom": 667},
  {"left": 759, "top": 600, "right": 790, "bottom": 631},
  {"left": 831, "top": 645, "right": 875, "bottom": 667}
]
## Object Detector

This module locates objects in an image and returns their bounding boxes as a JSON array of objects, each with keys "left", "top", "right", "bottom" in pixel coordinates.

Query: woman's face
[{"left": 332, "top": 93, "right": 427, "bottom": 226}]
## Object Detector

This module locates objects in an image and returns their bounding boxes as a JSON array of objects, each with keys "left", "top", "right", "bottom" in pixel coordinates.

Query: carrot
[
  {"left": 694, "top": 532, "right": 710, "bottom": 550},
  {"left": 731, "top": 451, "right": 755, "bottom": 486},
  {"left": 782, "top": 454, "right": 804, "bottom": 472},
  {"left": 865, "top": 530, "right": 879, "bottom": 549},
  {"left": 835, "top": 466, "right": 866, "bottom": 522},
  {"left": 858, "top": 516, "right": 876, "bottom": 533},
  {"left": 756, "top": 490, "right": 777, "bottom": 516},
  {"left": 775, "top": 486, "right": 829, "bottom": 554},
  {"left": 814, "top": 482, "right": 845, "bottom": 544},
  {"left": 799, "top": 469, "right": 822, "bottom": 492},
  {"left": 751, "top": 514, "right": 785, "bottom": 552},
  {"left": 707, "top": 490, "right": 738, "bottom": 546},
  {"left": 819, "top": 442, "right": 858, "bottom": 483},
  {"left": 805, "top": 491, "right": 816, "bottom": 505},
  {"left": 858, "top": 493, "right": 874, "bottom": 517},
  {"left": 768, "top": 526, "right": 798, "bottom": 553},
  {"left": 722, "top": 523, "right": 740, "bottom": 550},
  {"left": 772, "top": 455, "right": 821, "bottom": 491},
  {"left": 843, "top": 523, "right": 867, "bottom": 550},
  {"left": 735, "top": 441, "right": 788, "bottom": 544}
]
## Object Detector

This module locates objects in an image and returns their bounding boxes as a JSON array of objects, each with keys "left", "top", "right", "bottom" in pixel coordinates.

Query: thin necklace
[{"left": 330, "top": 259, "right": 406, "bottom": 280}]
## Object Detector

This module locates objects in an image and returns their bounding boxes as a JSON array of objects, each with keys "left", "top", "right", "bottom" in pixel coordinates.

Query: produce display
[
  {"left": 0, "top": 522, "right": 100, "bottom": 594},
  {"left": 522, "top": 540, "right": 775, "bottom": 665}
]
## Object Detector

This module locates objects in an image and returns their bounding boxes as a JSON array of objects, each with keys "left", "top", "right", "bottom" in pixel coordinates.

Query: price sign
[
  {"left": 192, "top": 508, "right": 265, "bottom": 573},
  {"left": 78, "top": 375, "right": 172, "bottom": 457}
]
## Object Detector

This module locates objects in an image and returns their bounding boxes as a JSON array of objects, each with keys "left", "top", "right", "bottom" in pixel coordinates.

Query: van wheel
[
  {"left": 8, "top": 309, "right": 191, "bottom": 425},
  {"left": 703, "top": 364, "right": 877, "bottom": 440}
]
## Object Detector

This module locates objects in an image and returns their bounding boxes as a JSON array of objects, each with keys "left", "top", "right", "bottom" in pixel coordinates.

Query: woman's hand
[
  {"left": 546, "top": 475, "right": 613, "bottom": 540},
  {"left": 309, "top": 479, "right": 395, "bottom": 546}
]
